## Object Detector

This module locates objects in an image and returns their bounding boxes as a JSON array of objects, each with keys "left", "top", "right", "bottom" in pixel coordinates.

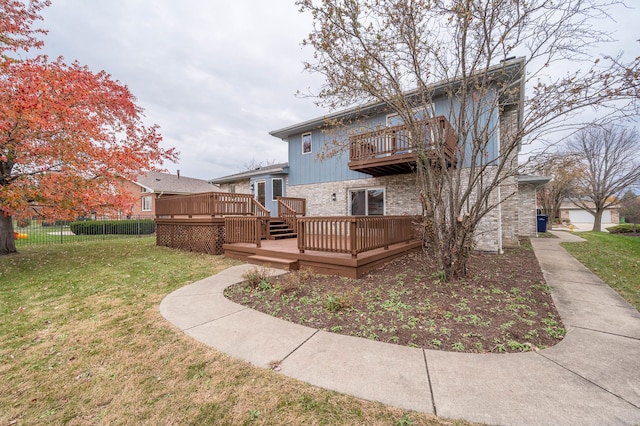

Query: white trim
[
  {"left": 141, "top": 195, "right": 153, "bottom": 212},
  {"left": 272, "top": 178, "right": 283, "bottom": 201},
  {"left": 254, "top": 180, "right": 266, "bottom": 205}
]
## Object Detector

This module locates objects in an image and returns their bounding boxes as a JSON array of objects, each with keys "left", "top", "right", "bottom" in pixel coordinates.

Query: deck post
[
  {"left": 384, "top": 218, "right": 389, "bottom": 250},
  {"left": 255, "top": 217, "right": 261, "bottom": 248},
  {"left": 350, "top": 218, "right": 357, "bottom": 258},
  {"left": 298, "top": 218, "right": 305, "bottom": 253}
]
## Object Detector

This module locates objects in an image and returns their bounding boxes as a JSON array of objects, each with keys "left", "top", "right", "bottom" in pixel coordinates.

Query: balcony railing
[
  {"left": 297, "top": 215, "right": 420, "bottom": 258},
  {"left": 155, "top": 192, "right": 269, "bottom": 218},
  {"left": 348, "top": 116, "right": 457, "bottom": 176}
]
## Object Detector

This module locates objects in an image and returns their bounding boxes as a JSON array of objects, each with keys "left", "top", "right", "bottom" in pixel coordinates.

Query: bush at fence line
[
  {"left": 606, "top": 223, "right": 640, "bottom": 234},
  {"left": 42, "top": 220, "right": 70, "bottom": 227},
  {"left": 70, "top": 219, "right": 156, "bottom": 235}
]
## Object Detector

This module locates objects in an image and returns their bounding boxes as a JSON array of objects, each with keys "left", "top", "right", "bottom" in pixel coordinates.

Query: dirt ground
[{"left": 225, "top": 242, "right": 566, "bottom": 353}]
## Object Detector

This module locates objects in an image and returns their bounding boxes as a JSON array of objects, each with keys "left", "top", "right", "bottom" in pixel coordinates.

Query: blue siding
[
  {"left": 287, "top": 92, "right": 501, "bottom": 186},
  {"left": 288, "top": 127, "right": 371, "bottom": 186},
  {"left": 249, "top": 173, "right": 286, "bottom": 215}
]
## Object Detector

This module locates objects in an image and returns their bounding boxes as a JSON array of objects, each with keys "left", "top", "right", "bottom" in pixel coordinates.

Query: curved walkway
[{"left": 160, "top": 231, "right": 640, "bottom": 425}]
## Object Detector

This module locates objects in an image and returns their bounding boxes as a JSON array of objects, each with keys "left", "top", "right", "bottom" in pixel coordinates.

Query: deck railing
[
  {"left": 155, "top": 192, "right": 270, "bottom": 217},
  {"left": 277, "top": 197, "right": 306, "bottom": 233},
  {"left": 297, "top": 215, "right": 419, "bottom": 258},
  {"left": 349, "top": 116, "right": 457, "bottom": 162},
  {"left": 225, "top": 216, "right": 263, "bottom": 247}
]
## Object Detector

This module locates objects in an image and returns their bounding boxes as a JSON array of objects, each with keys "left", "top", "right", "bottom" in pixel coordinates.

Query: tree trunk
[
  {"left": 592, "top": 209, "right": 603, "bottom": 232},
  {"left": 0, "top": 214, "right": 17, "bottom": 256}
]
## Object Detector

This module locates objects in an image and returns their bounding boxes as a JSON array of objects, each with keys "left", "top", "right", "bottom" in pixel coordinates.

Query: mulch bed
[{"left": 225, "top": 242, "right": 565, "bottom": 353}]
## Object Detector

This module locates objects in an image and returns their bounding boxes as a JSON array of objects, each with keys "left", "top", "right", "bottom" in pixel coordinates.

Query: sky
[
  {"left": 35, "top": 1, "right": 639, "bottom": 181},
  {"left": 38, "top": 1, "right": 323, "bottom": 181}
]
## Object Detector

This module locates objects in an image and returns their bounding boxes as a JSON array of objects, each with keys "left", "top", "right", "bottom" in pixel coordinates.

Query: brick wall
[
  {"left": 518, "top": 183, "right": 537, "bottom": 238},
  {"left": 287, "top": 171, "right": 505, "bottom": 252},
  {"left": 286, "top": 173, "right": 422, "bottom": 216},
  {"left": 216, "top": 179, "right": 251, "bottom": 194}
]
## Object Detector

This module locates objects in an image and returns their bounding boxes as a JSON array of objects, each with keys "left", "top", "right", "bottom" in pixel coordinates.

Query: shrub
[
  {"left": 606, "top": 224, "right": 640, "bottom": 234},
  {"left": 42, "top": 220, "right": 70, "bottom": 227},
  {"left": 324, "top": 293, "right": 351, "bottom": 313},
  {"left": 69, "top": 219, "right": 156, "bottom": 235},
  {"left": 242, "top": 267, "right": 272, "bottom": 290}
]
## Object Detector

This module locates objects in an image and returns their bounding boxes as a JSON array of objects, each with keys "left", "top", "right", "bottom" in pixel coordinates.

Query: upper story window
[
  {"left": 302, "top": 132, "right": 312, "bottom": 155},
  {"left": 141, "top": 195, "right": 152, "bottom": 211}
]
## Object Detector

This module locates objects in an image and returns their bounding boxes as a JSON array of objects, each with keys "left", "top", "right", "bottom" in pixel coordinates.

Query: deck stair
[
  {"left": 268, "top": 219, "right": 297, "bottom": 240},
  {"left": 247, "top": 255, "right": 299, "bottom": 271}
]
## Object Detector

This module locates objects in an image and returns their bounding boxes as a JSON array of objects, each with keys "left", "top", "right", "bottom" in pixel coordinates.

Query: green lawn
[
  {"left": 562, "top": 232, "right": 640, "bottom": 310},
  {"left": 0, "top": 238, "right": 464, "bottom": 425}
]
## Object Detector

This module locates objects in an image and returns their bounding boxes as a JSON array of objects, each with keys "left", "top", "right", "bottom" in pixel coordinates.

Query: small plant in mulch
[
  {"left": 226, "top": 244, "right": 567, "bottom": 354},
  {"left": 241, "top": 267, "right": 273, "bottom": 291},
  {"left": 324, "top": 293, "right": 352, "bottom": 313}
]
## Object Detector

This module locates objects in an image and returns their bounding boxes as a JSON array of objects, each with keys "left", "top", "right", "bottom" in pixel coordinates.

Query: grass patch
[
  {"left": 0, "top": 238, "right": 460, "bottom": 425},
  {"left": 562, "top": 232, "right": 640, "bottom": 310}
]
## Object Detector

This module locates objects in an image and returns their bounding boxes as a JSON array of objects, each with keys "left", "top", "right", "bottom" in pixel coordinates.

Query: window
[
  {"left": 255, "top": 181, "right": 266, "bottom": 206},
  {"left": 141, "top": 195, "right": 152, "bottom": 211},
  {"left": 349, "top": 188, "right": 385, "bottom": 216},
  {"left": 302, "top": 132, "right": 312, "bottom": 154},
  {"left": 272, "top": 178, "right": 283, "bottom": 201}
]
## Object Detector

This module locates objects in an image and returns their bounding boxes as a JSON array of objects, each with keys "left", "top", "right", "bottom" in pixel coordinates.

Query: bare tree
[
  {"left": 567, "top": 125, "right": 640, "bottom": 231},
  {"left": 527, "top": 153, "right": 584, "bottom": 222},
  {"left": 240, "top": 158, "right": 281, "bottom": 172},
  {"left": 297, "top": 0, "right": 639, "bottom": 278}
]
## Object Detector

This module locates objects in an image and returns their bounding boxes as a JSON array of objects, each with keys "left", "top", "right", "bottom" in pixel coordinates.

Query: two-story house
[{"left": 264, "top": 56, "right": 540, "bottom": 253}]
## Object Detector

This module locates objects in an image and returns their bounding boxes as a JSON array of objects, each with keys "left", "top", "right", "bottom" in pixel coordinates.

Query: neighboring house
[
  {"left": 265, "top": 56, "right": 539, "bottom": 252},
  {"left": 559, "top": 199, "right": 620, "bottom": 225},
  {"left": 519, "top": 173, "right": 553, "bottom": 229},
  {"left": 122, "top": 171, "right": 218, "bottom": 217},
  {"left": 209, "top": 163, "right": 289, "bottom": 216}
]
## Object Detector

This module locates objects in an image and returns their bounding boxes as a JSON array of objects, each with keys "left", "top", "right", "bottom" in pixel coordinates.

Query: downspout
[
  {"left": 496, "top": 98, "right": 504, "bottom": 255},
  {"left": 497, "top": 184, "right": 504, "bottom": 254}
]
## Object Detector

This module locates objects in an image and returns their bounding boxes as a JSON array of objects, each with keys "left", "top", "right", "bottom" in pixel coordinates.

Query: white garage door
[{"left": 568, "top": 209, "right": 611, "bottom": 223}]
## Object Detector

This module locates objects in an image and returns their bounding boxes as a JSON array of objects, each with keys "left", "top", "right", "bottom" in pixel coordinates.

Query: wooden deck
[
  {"left": 223, "top": 237, "right": 422, "bottom": 278},
  {"left": 155, "top": 194, "right": 423, "bottom": 278}
]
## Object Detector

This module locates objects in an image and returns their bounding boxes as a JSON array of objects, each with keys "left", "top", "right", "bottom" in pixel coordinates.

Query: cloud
[
  {"left": 38, "top": 0, "right": 323, "bottom": 180},
  {"left": 35, "top": 1, "right": 640, "bottom": 180}
]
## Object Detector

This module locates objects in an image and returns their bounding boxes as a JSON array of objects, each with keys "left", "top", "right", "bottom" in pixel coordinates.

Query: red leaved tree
[{"left": 0, "top": 1, "right": 177, "bottom": 255}]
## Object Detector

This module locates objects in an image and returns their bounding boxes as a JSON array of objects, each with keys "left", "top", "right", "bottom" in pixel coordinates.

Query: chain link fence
[{"left": 12, "top": 216, "right": 156, "bottom": 247}]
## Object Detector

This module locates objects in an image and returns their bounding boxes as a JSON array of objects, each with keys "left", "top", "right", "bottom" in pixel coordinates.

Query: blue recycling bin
[{"left": 536, "top": 215, "right": 548, "bottom": 233}]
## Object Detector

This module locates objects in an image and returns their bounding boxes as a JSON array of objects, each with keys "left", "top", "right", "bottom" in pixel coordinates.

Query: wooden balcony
[{"left": 348, "top": 116, "right": 457, "bottom": 176}]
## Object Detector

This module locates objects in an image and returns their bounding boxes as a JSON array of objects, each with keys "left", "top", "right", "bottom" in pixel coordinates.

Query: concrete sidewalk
[{"left": 160, "top": 231, "right": 640, "bottom": 425}]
